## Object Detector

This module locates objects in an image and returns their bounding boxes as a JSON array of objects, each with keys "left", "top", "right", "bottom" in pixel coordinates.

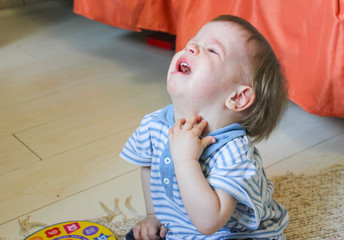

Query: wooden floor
[{"left": 0, "top": 1, "right": 343, "bottom": 238}]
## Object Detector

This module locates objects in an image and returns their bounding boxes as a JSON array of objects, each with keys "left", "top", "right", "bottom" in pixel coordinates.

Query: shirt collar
[
  {"left": 201, "top": 124, "right": 246, "bottom": 160},
  {"left": 153, "top": 104, "right": 247, "bottom": 159},
  {"left": 153, "top": 104, "right": 175, "bottom": 127}
]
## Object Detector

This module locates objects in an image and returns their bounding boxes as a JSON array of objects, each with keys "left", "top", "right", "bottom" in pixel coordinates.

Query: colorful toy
[{"left": 24, "top": 221, "right": 116, "bottom": 240}]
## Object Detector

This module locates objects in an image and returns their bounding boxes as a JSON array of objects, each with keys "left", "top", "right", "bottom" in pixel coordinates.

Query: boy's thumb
[{"left": 160, "top": 225, "right": 168, "bottom": 238}]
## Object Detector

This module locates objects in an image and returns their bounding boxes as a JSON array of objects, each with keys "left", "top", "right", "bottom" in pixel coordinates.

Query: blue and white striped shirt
[{"left": 120, "top": 105, "right": 289, "bottom": 240}]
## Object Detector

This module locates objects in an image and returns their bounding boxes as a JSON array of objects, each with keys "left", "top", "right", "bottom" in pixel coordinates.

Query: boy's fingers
[
  {"left": 147, "top": 227, "right": 159, "bottom": 240},
  {"left": 174, "top": 118, "right": 186, "bottom": 129},
  {"left": 200, "top": 136, "right": 216, "bottom": 149},
  {"left": 191, "top": 119, "right": 209, "bottom": 136},
  {"left": 183, "top": 115, "right": 202, "bottom": 130},
  {"left": 193, "top": 119, "right": 206, "bottom": 130},
  {"left": 133, "top": 223, "right": 142, "bottom": 238},
  {"left": 133, "top": 228, "right": 142, "bottom": 240},
  {"left": 139, "top": 227, "right": 147, "bottom": 240}
]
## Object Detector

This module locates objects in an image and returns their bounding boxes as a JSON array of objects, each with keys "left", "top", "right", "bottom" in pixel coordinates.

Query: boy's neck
[{"left": 172, "top": 104, "right": 241, "bottom": 135}]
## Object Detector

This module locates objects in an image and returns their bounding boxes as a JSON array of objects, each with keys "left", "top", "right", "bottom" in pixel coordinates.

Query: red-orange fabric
[{"left": 74, "top": 0, "right": 344, "bottom": 117}]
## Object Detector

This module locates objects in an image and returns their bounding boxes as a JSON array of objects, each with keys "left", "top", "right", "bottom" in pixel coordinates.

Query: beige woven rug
[
  {"left": 11, "top": 164, "right": 344, "bottom": 240},
  {"left": 272, "top": 164, "right": 344, "bottom": 239}
]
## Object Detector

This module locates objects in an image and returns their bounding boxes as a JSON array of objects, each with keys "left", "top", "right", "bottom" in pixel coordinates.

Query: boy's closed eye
[{"left": 207, "top": 48, "right": 219, "bottom": 54}]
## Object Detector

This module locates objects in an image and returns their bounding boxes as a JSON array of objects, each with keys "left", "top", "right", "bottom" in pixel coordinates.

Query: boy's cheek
[
  {"left": 167, "top": 79, "right": 177, "bottom": 96},
  {"left": 189, "top": 75, "right": 220, "bottom": 98}
]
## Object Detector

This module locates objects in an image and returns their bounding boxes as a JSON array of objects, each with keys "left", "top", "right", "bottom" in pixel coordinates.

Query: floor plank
[
  {"left": 0, "top": 128, "right": 139, "bottom": 224},
  {"left": 0, "top": 135, "right": 40, "bottom": 175},
  {"left": 0, "top": 0, "right": 173, "bottom": 108},
  {"left": 266, "top": 132, "right": 344, "bottom": 177},
  {"left": 256, "top": 103, "right": 344, "bottom": 167},
  {"left": 0, "top": 66, "right": 167, "bottom": 137},
  {"left": 0, "top": 169, "right": 144, "bottom": 239},
  {"left": 14, "top": 86, "right": 170, "bottom": 159},
  {"left": 0, "top": 56, "right": 132, "bottom": 109}
]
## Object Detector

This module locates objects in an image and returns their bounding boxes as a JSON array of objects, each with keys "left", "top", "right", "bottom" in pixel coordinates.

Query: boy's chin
[
  {"left": 167, "top": 84, "right": 185, "bottom": 103},
  {"left": 167, "top": 74, "right": 192, "bottom": 97}
]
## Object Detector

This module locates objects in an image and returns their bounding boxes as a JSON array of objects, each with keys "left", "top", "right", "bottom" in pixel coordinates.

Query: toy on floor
[
  {"left": 24, "top": 221, "right": 116, "bottom": 240},
  {"left": 20, "top": 196, "right": 142, "bottom": 240}
]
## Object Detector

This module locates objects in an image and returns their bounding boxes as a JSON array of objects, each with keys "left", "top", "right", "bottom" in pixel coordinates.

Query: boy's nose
[{"left": 185, "top": 42, "right": 200, "bottom": 55}]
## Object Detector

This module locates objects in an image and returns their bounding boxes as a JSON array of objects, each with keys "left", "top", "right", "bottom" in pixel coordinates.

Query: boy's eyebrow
[{"left": 189, "top": 38, "right": 225, "bottom": 53}]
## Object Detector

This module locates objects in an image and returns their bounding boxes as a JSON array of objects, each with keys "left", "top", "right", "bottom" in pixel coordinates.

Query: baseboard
[{"left": 0, "top": 0, "right": 59, "bottom": 9}]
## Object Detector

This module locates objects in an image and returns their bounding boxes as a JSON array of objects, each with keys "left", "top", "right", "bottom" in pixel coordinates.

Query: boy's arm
[
  {"left": 141, "top": 166, "right": 155, "bottom": 216},
  {"left": 169, "top": 116, "right": 238, "bottom": 235},
  {"left": 132, "top": 166, "right": 168, "bottom": 239}
]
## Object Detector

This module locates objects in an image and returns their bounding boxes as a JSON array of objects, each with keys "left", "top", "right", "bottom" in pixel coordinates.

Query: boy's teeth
[{"left": 179, "top": 62, "right": 191, "bottom": 73}]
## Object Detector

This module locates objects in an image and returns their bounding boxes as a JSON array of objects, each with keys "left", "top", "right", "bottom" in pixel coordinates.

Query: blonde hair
[{"left": 212, "top": 15, "right": 289, "bottom": 142}]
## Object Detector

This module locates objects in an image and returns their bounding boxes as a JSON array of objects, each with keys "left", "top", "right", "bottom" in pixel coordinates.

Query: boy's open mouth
[{"left": 176, "top": 59, "right": 192, "bottom": 74}]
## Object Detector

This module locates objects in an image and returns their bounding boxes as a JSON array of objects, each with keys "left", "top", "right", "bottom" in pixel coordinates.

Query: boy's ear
[{"left": 225, "top": 86, "right": 255, "bottom": 112}]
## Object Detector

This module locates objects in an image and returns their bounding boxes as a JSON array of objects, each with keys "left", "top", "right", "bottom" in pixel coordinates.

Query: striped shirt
[{"left": 120, "top": 105, "right": 289, "bottom": 240}]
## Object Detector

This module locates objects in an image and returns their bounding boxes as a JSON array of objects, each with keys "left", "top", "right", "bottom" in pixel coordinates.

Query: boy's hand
[
  {"left": 169, "top": 116, "right": 216, "bottom": 164},
  {"left": 133, "top": 214, "right": 168, "bottom": 240}
]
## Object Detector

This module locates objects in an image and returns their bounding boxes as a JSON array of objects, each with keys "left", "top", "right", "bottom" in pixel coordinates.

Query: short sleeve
[
  {"left": 120, "top": 115, "right": 153, "bottom": 166},
  {"left": 207, "top": 139, "right": 265, "bottom": 230}
]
